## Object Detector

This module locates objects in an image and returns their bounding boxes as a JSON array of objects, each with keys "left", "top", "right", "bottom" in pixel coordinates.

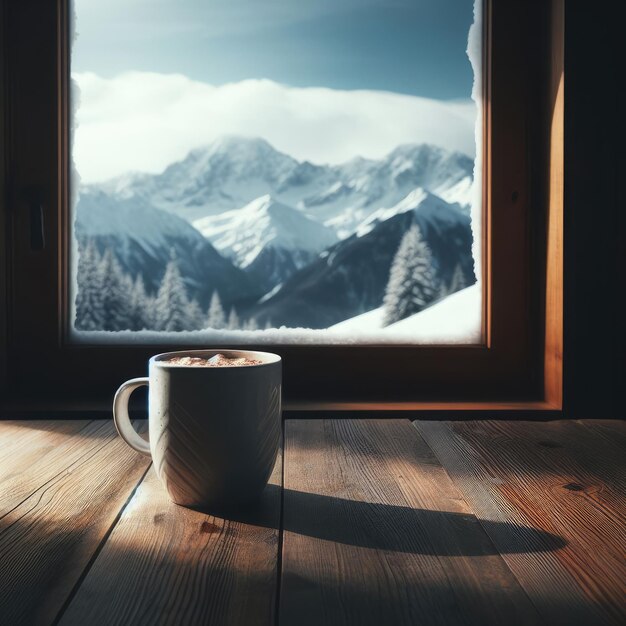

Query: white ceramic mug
[{"left": 113, "top": 350, "right": 282, "bottom": 509}]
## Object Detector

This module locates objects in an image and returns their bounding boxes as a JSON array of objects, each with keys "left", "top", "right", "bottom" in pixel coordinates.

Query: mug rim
[{"left": 150, "top": 349, "right": 281, "bottom": 369}]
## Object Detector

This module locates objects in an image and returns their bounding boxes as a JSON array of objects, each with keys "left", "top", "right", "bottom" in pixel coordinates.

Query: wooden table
[{"left": 0, "top": 419, "right": 624, "bottom": 625}]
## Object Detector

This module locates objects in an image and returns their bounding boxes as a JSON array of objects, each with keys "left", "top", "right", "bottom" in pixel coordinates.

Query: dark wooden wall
[{"left": 563, "top": 2, "right": 624, "bottom": 419}]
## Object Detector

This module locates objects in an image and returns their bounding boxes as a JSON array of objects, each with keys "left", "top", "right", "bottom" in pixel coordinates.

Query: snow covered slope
[
  {"left": 330, "top": 284, "right": 481, "bottom": 344},
  {"left": 75, "top": 189, "right": 261, "bottom": 309},
  {"left": 194, "top": 195, "right": 337, "bottom": 288}
]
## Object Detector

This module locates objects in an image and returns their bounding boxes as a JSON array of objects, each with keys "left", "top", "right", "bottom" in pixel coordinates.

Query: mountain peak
[
  {"left": 243, "top": 194, "right": 294, "bottom": 218},
  {"left": 355, "top": 186, "right": 462, "bottom": 237},
  {"left": 245, "top": 193, "right": 274, "bottom": 210},
  {"left": 186, "top": 135, "right": 286, "bottom": 163},
  {"left": 194, "top": 194, "right": 337, "bottom": 269},
  {"left": 171, "top": 135, "right": 298, "bottom": 181},
  {"left": 387, "top": 143, "right": 443, "bottom": 159},
  {"left": 386, "top": 142, "right": 472, "bottom": 169},
  {"left": 211, "top": 134, "right": 273, "bottom": 152}
]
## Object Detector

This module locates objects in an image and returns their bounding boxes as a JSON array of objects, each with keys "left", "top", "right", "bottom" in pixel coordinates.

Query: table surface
[{"left": 0, "top": 418, "right": 624, "bottom": 626}]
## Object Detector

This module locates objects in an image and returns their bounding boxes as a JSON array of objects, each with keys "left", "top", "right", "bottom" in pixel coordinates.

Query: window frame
[{"left": 0, "top": 0, "right": 564, "bottom": 412}]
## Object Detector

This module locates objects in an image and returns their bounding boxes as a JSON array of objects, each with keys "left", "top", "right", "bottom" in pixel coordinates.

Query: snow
[
  {"left": 355, "top": 188, "right": 429, "bottom": 237},
  {"left": 72, "top": 284, "right": 482, "bottom": 345},
  {"left": 258, "top": 283, "right": 283, "bottom": 304},
  {"left": 82, "top": 137, "right": 474, "bottom": 233},
  {"left": 468, "top": 0, "right": 484, "bottom": 285},
  {"left": 436, "top": 176, "right": 473, "bottom": 211},
  {"left": 313, "top": 143, "right": 474, "bottom": 235},
  {"left": 354, "top": 187, "right": 464, "bottom": 238},
  {"left": 330, "top": 307, "right": 385, "bottom": 332},
  {"left": 386, "top": 284, "right": 481, "bottom": 341},
  {"left": 329, "top": 284, "right": 481, "bottom": 344},
  {"left": 193, "top": 194, "right": 337, "bottom": 268},
  {"left": 75, "top": 190, "right": 205, "bottom": 250}
]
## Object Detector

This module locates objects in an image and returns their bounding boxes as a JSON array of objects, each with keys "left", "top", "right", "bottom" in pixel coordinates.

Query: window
[
  {"left": 1, "top": 0, "right": 563, "bottom": 408},
  {"left": 70, "top": 0, "right": 483, "bottom": 345}
]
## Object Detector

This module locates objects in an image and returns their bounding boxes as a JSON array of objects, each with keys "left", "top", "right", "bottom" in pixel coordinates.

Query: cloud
[{"left": 72, "top": 72, "right": 476, "bottom": 183}]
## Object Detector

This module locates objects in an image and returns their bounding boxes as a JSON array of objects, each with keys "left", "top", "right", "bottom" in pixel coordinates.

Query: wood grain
[
  {"left": 280, "top": 419, "right": 538, "bottom": 626},
  {"left": 0, "top": 420, "right": 150, "bottom": 626},
  {"left": 576, "top": 419, "right": 626, "bottom": 452},
  {"left": 544, "top": 0, "right": 564, "bottom": 408},
  {"left": 1, "top": 418, "right": 623, "bottom": 626},
  {"left": 415, "top": 420, "right": 626, "bottom": 625},
  {"left": 0, "top": 420, "right": 111, "bottom": 514},
  {"left": 0, "top": 420, "right": 87, "bottom": 474},
  {"left": 59, "top": 433, "right": 283, "bottom": 626}
]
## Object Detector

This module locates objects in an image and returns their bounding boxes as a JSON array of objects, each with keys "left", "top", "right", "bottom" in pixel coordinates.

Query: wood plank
[
  {"left": 59, "top": 436, "right": 283, "bottom": 626},
  {"left": 0, "top": 420, "right": 90, "bottom": 478},
  {"left": 0, "top": 420, "right": 150, "bottom": 626},
  {"left": 0, "top": 420, "right": 114, "bottom": 515},
  {"left": 577, "top": 419, "right": 626, "bottom": 453},
  {"left": 415, "top": 420, "right": 626, "bottom": 625},
  {"left": 544, "top": 0, "right": 564, "bottom": 409},
  {"left": 280, "top": 419, "right": 539, "bottom": 626}
]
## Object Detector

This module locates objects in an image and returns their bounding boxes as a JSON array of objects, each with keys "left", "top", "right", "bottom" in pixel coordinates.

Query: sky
[
  {"left": 70, "top": 0, "right": 479, "bottom": 183},
  {"left": 72, "top": 0, "right": 475, "bottom": 100}
]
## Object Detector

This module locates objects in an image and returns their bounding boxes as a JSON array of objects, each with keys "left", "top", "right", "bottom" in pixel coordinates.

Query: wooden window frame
[{"left": 0, "top": 0, "right": 564, "bottom": 412}]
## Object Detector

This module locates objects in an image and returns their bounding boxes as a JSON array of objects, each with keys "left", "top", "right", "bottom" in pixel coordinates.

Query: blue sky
[{"left": 72, "top": 0, "right": 475, "bottom": 100}]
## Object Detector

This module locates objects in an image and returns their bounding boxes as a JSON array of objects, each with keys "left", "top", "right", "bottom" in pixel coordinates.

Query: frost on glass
[{"left": 70, "top": 0, "right": 483, "bottom": 344}]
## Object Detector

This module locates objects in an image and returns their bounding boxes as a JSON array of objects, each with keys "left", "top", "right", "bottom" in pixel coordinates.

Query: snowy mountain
[
  {"left": 89, "top": 136, "right": 473, "bottom": 235},
  {"left": 75, "top": 189, "right": 262, "bottom": 309},
  {"left": 194, "top": 195, "right": 338, "bottom": 289},
  {"left": 94, "top": 136, "right": 305, "bottom": 222},
  {"left": 76, "top": 136, "right": 477, "bottom": 331},
  {"left": 249, "top": 192, "right": 475, "bottom": 328},
  {"left": 354, "top": 187, "right": 465, "bottom": 237},
  {"left": 311, "top": 144, "right": 474, "bottom": 236}
]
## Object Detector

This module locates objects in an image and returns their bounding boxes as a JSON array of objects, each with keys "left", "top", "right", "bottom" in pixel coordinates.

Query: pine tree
[
  {"left": 187, "top": 298, "right": 206, "bottom": 331},
  {"left": 128, "top": 274, "right": 149, "bottom": 331},
  {"left": 244, "top": 317, "right": 259, "bottom": 331},
  {"left": 99, "top": 248, "right": 133, "bottom": 331},
  {"left": 227, "top": 307, "right": 240, "bottom": 330},
  {"left": 75, "top": 239, "right": 104, "bottom": 330},
  {"left": 383, "top": 224, "right": 439, "bottom": 326},
  {"left": 154, "top": 257, "right": 193, "bottom": 331},
  {"left": 207, "top": 291, "right": 225, "bottom": 329},
  {"left": 448, "top": 263, "right": 467, "bottom": 295},
  {"left": 143, "top": 293, "right": 158, "bottom": 331}
]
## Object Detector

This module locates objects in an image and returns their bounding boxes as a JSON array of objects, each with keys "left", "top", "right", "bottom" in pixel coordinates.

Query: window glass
[{"left": 70, "top": 0, "right": 483, "bottom": 344}]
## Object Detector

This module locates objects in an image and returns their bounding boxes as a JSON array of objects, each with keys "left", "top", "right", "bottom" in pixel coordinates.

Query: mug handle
[{"left": 113, "top": 377, "right": 151, "bottom": 457}]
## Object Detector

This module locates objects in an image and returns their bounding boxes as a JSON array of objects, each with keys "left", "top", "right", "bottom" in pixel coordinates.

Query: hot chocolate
[{"left": 166, "top": 354, "right": 263, "bottom": 367}]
